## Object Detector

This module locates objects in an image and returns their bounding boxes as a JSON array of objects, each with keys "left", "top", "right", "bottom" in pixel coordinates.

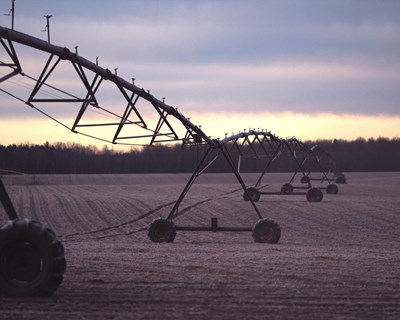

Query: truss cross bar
[
  {"left": 148, "top": 99, "right": 179, "bottom": 145},
  {"left": 0, "top": 38, "right": 20, "bottom": 68},
  {"left": 72, "top": 60, "right": 100, "bottom": 101},
  {"left": 304, "top": 145, "right": 332, "bottom": 183},
  {"left": 0, "top": 68, "right": 19, "bottom": 82},
  {"left": 113, "top": 93, "right": 141, "bottom": 143},
  {"left": 28, "top": 54, "right": 61, "bottom": 102},
  {"left": 283, "top": 140, "right": 309, "bottom": 181},
  {"left": 245, "top": 134, "right": 261, "bottom": 158},
  {"left": 227, "top": 137, "right": 242, "bottom": 155},
  {"left": 197, "top": 153, "right": 221, "bottom": 176},
  {"left": 75, "top": 122, "right": 142, "bottom": 128},
  {"left": 182, "top": 128, "right": 199, "bottom": 147},
  {"left": 150, "top": 110, "right": 171, "bottom": 145},
  {"left": 72, "top": 60, "right": 102, "bottom": 113},
  {"left": 72, "top": 73, "right": 103, "bottom": 131},
  {"left": 240, "top": 135, "right": 251, "bottom": 154},
  {"left": 254, "top": 134, "right": 271, "bottom": 156},
  {"left": 0, "top": 38, "right": 21, "bottom": 82},
  {"left": 167, "top": 147, "right": 214, "bottom": 220},
  {"left": 0, "top": 62, "right": 16, "bottom": 67},
  {"left": 254, "top": 144, "right": 285, "bottom": 188},
  {"left": 116, "top": 132, "right": 178, "bottom": 140},
  {"left": 30, "top": 98, "right": 87, "bottom": 103},
  {"left": 220, "top": 144, "right": 263, "bottom": 220},
  {"left": 112, "top": 83, "right": 148, "bottom": 139},
  {"left": 287, "top": 140, "right": 333, "bottom": 185},
  {"left": 117, "top": 85, "right": 145, "bottom": 125}
]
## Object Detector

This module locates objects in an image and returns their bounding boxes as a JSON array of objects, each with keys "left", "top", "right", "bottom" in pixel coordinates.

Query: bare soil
[{"left": 0, "top": 172, "right": 399, "bottom": 319}]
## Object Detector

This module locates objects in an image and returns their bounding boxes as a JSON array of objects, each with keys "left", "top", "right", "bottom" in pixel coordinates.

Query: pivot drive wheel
[
  {"left": 243, "top": 187, "right": 260, "bottom": 202},
  {"left": 306, "top": 188, "right": 323, "bottom": 202},
  {"left": 252, "top": 219, "right": 281, "bottom": 244},
  {"left": 326, "top": 184, "right": 339, "bottom": 195},
  {"left": 281, "top": 183, "right": 293, "bottom": 193},
  {"left": 0, "top": 219, "right": 66, "bottom": 297},
  {"left": 301, "top": 176, "right": 310, "bottom": 184},
  {"left": 148, "top": 218, "right": 176, "bottom": 243},
  {"left": 335, "top": 175, "right": 346, "bottom": 184}
]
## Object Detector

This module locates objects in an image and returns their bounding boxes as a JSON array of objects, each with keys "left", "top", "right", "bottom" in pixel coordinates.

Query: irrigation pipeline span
[{"left": 0, "top": 25, "right": 214, "bottom": 147}]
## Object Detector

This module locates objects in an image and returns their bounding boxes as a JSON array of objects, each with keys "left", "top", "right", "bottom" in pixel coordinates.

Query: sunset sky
[{"left": 0, "top": 0, "right": 399, "bottom": 150}]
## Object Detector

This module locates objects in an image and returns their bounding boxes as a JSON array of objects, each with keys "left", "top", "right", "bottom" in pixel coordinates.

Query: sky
[{"left": 0, "top": 0, "right": 399, "bottom": 149}]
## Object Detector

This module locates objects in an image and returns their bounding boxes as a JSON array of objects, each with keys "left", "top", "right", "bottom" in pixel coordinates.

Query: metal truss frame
[
  {"left": 232, "top": 134, "right": 327, "bottom": 202},
  {"left": 167, "top": 130, "right": 287, "bottom": 222},
  {"left": 285, "top": 138, "right": 333, "bottom": 187},
  {"left": 0, "top": 26, "right": 210, "bottom": 148},
  {"left": 0, "top": 37, "right": 21, "bottom": 82},
  {"left": 0, "top": 26, "right": 283, "bottom": 242},
  {"left": 310, "top": 145, "right": 347, "bottom": 184}
]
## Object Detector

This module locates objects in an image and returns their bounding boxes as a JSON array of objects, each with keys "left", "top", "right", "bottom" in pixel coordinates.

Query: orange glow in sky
[
  {"left": 1, "top": 1, "right": 400, "bottom": 150},
  {"left": 1, "top": 112, "right": 398, "bottom": 151}
]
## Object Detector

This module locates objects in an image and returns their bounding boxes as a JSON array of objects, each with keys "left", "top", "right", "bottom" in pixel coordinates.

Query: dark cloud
[{"left": 2, "top": 0, "right": 400, "bottom": 117}]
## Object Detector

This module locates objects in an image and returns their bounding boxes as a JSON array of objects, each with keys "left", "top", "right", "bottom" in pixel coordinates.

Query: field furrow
[{"left": 0, "top": 172, "right": 399, "bottom": 319}]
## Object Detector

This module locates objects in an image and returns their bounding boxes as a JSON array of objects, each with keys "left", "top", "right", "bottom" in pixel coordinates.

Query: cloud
[{"left": 1, "top": 0, "right": 400, "bottom": 122}]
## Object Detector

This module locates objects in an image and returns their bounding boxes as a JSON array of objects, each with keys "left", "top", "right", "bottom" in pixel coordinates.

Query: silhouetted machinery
[
  {"left": 0, "top": 25, "right": 344, "bottom": 296},
  {"left": 0, "top": 26, "right": 280, "bottom": 296}
]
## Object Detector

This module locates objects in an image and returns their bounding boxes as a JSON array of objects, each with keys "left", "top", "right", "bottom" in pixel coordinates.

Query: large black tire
[
  {"left": 306, "top": 188, "right": 323, "bottom": 202},
  {"left": 335, "top": 175, "right": 347, "bottom": 184},
  {"left": 326, "top": 184, "right": 339, "bottom": 195},
  {"left": 148, "top": 218, "right": 176, "bottom": 243},
  {"left": 281, "top": 183, "right": 293, "bottom": 194},
  {"left": 243, "top": 187, "right": 261, "bottom": 202},
  {"left": 252, "top": 219, "right": 281, "bottom": 244},
  {"left": 301, "top": 176, "right": 310, "bottom": 184},
  {"left": 0, "top": 219, "right": 66, "bottom": 297}
]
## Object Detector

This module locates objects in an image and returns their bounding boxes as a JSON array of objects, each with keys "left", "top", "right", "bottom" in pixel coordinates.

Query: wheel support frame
[{"left": 0, "top": 177, "right": 18, "bottom": 220}]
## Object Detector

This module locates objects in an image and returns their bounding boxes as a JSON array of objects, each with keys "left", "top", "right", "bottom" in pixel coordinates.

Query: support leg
[
  {"left": 0, "top": 178, "right": 18, "bottom": 220},
  {"left": 219, "top": 145, "right": 263, "bottom": 220},
  {"left": 167, "top": 147, "right": 213, "bottom": 219}
]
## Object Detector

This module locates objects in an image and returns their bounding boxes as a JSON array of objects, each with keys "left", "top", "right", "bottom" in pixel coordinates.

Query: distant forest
[{"left": 0, "top": 137, "right": 399, "bottom": 174}]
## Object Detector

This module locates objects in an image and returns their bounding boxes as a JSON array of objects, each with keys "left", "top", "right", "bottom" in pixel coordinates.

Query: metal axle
[{"left": 175, "top": 218, "right": 252, "bottom": 232}]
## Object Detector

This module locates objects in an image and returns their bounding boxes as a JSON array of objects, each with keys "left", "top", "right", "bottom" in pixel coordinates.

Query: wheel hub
[{"left": 1, "top": 240, "right": 42, "bottom": 283}]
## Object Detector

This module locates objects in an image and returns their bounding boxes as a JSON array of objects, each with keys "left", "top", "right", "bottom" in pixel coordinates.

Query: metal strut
[
  {"left": 166, "top": 132, "right": 286, "bottom": 222},
  {"left": 0, "top": 26, "right": 213, "bottom": 147},
  {"left": 167, "top": 146, "right": 214, "bottom": 220},
  {"left": 0, "top": 178, "right": 18, "bottom": 220},
  {"left": 0, "top": 26, "right": 284, "bottom": 240},
  {"left": 282, "top": 139, "right": 311, "bottom": 185},
  {"left": 219, "top": 143, "right": 263, "bottom": 219},
  {"left": 285, "top": 138, "right": 333, "bottom": 186},
  {"left": 166, "top": 140, "right": 264, "bottom": 224},
  {"left": 0, "top": 37, "right": 21, "bottom": 82},
  {"left": 310, "top": 145, "right": 346, "bottom": 183}
]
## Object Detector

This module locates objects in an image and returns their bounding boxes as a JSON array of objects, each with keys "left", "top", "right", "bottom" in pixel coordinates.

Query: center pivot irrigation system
[
  {"left": 0, "top": 25, "right": 345, "bottom": 297},
  {"left": 238, "top": 134, "right": 347, "bottom": 203}
]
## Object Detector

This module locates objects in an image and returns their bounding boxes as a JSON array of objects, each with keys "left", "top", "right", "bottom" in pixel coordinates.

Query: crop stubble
[{"left": 0, "top": 172, "right": 399, "bottom": 319}]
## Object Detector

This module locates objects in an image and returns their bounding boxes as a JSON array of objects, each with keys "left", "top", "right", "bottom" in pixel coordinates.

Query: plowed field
[{"left": 0, "top": 172, "right": 399, "bottom": 319}]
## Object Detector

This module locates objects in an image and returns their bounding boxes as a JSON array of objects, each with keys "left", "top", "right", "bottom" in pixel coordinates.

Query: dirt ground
[{"left": 0, "top": 172, "right": 399, "bottom": 319}]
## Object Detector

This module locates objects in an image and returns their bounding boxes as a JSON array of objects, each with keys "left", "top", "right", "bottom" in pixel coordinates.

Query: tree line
[{"left": 0, "top": 137, "right": 399, "bottom": 174}]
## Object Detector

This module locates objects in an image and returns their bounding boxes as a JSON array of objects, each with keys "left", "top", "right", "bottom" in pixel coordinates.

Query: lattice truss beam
[
  {"left": 176, "top": 130, "right": 285, "bottom": 183},
  {"left": 0, "top": 27, "right": 209, "bottom": 147},
  {"left": 0, "top": 26, "right": 342, "bottom": 187},
  {"left": 218, "top": 133, "right": 340, "bottom": 188},
  {"left": 310, "top": 145, "right": 343, "bottom": 178},
  {"left": 166, "top": 130, "right": 285, "bottom": 219},
  {"left": 0, "top": 38, "right": 21, "bottom": 82},
  {"left": 283, "top": 137, "right": 333, "bottom": 184}
]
